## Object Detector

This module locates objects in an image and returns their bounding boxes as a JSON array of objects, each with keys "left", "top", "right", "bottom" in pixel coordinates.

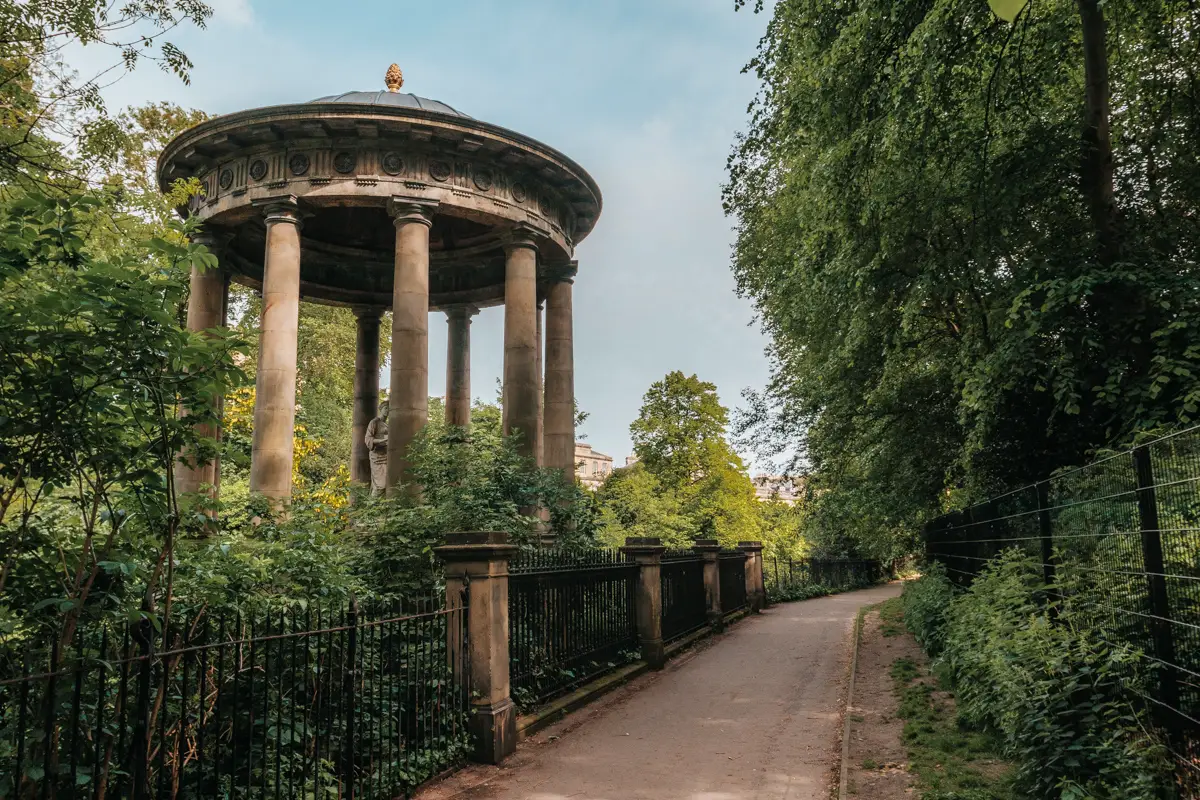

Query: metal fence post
[
  {"left": 1036, "top": 482, "right": 1058, "bottom": 615},
  {"left": 131, "top": 599, "right": 155, "bottom": 800},
  {"left": 343, "top": 596, "right": 358, "bottom": 800},
  {"left": 1132, "top": 446, "right": 1182, "bottom": 734}
]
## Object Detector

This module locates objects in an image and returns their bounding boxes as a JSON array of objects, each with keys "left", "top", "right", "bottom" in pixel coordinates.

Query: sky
[{"left": 74, "top": 0, "right": 776, "bottom": 468}]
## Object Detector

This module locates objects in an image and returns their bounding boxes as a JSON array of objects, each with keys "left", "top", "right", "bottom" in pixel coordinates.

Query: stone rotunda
[{"left": 159, "top": 64, "right": 602, "bottom": 509}]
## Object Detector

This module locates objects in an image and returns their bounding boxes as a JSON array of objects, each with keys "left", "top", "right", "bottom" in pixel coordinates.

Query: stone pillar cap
[
  {"left": 435, "top": 531, "right": 519, "bottom": 560},
  {"left": 737, "top": 541, "right": 764, "bottom": 552},
  {"left": 620, "top": 536, "right": 666, "bottom": 555},
  {"left": 691, "top": 539, "right": 721, "bottom": 552}
]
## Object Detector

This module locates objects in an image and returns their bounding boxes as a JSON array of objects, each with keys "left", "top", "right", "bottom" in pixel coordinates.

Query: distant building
[
  {"left": 624, "top": 454, "right": 639, "bottom": 468},
  {"left": 575, "top": 443, "right": 614, "bottom": 490},
  {"left": 753, "top": 474, "right": 802, "bottom": 505}
]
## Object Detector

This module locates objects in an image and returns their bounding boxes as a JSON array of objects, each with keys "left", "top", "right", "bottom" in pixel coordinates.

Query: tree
[
  {"left": 726, "top": 0, "right": 1200, "bottom": 552},
  {"left": 0, "top": 190, "right": 244, "bottom": 640},
  {"left": 0, "top": 0, "right": 212, "bottom": 187},
  {"left": 612, "top": 372, "right": 767, "bottom": 548},
  {"left": 631, "top": 371, "right": 730, "bottom": 489}
]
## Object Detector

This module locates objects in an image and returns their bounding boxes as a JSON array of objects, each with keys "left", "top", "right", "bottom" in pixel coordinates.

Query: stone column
[
  {"left": 535, "top": 300, "right": 544, "bottom": 466},
  {"left": 621, "top": 537, "right": 666, "bottom": 669},
  {"left": 502, "top": 228, "right": 540, "bottom": 459},
  {"left": 350, "top": 308, "right": 383, "bottom": 485},
  {"left": 249, "top": 197, "right": 302, "bottom": 502},
  {"left": 435, "top": 532, "right": 519, "bottom": 764},
  {"left": 386, "top": 198, "right": 437, "bottom": 493},
  {"left": 444, "top": 305, "right": 478, "bottom": 428},
  {"left": 543, "top": 264, "right": 577, "bottom": 482},
  {"left": 175, "top": 233, "right": 230, "bottom": 502},
  {"left": 693, "top": 539, "right": 723, "bottom": 631},
  {"left": 739, "top": 541, "right": 766, "bottom": 613}
]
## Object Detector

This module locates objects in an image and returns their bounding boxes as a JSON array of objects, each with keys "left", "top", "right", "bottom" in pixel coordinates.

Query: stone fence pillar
[
  {"left": 621, "top": 537, "right": 666, "bottom": 669},
  {"left": 739, "top": 541, "right": 766, "bottom": 613},
  {"left": 435, "top": 532, "right": 518, "bottom": 764},
  {"left": 692, "top": 539, "right": 722, "bottom": 631}
]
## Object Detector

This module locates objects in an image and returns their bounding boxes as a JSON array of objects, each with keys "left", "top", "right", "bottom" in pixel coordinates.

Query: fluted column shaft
[
  {"left": 543, "top": 264, "right": 577, "bottom": 482},
  {"left": 386, "top": 199, "right": 436, "bottom": 493},
  {"left": 250, "top": 198, "right": 303, "bottom": 501},
  {"left": 175, "top": 235, "right": 229, "bottom": 501},
  {"left": 445, "top": 305, "right": 477, "bottom": 428},
  {"left": 351, "top": 308, "right": 383, "bottom": 485},
  {"left": 503, "top": 232, "right": 540, "bottom": 459}
]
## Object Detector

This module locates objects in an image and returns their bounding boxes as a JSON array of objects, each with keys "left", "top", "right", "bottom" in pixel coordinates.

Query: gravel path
[{"left": 417, "top": 582, "right": 903, "bottom": 800}]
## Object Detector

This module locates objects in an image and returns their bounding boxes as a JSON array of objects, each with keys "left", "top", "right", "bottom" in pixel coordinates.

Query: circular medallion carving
[
  {"left": 249, "top": 159, "right": 267, "bottom": 181},
  {"left": 539, "top": 193, "right": 555, "bottom": 215},
  {"left": 511, "top": 181, "right": 528, "bottom": 203},
  {"left": 288, "top": 153, "right": 310, "bottom": 176},
  {"left": 472, "top": 168, "right": 494, "bottom": 191},
  {"left": 381, "top": 152, "right": 404, "bottom": 176},
  {"left": 218, "top": 168, "right": 233, "bottom": 189},
  {"left": 428, "top": 159, "right": 452, "bottom": 182},
  {"left": 333, "top": 151, "right": 356, "bottom": 174}
]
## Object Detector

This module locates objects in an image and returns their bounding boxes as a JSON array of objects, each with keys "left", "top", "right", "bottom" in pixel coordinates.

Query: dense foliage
[
  {"left": 726, "top": 0, "right": 1200, "bottom": 556},
  {"left": 595, "top": 371, "right": 806, "bottom": 557},
  {"left": 904, "top": 559, "right": 1173, "bottom": 797}
]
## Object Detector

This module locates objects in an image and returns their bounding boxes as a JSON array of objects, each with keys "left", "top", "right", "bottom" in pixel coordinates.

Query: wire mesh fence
[
  {"left": 923, "top": 426, "right": 1200, "bottom": 792},
  {"left": 0, "top": 594, "right": 470, "bottom": 800},
  {"left": 719, "top": 551, "right": 748, "bottom": 614},
  {"left": 659, "top": 552, "right": 708, "bottom": 643},
  {"left": 507, "top": 549, "right": 639, "bottom": 711}
]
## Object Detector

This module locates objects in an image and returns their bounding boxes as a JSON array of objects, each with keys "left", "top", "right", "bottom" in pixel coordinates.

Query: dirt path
[
  {"left": 417, "top": 582, "right": 903, "bottom": 800},
  {"left": 844, "top": 603, "right": 921, "bottom": 798}
]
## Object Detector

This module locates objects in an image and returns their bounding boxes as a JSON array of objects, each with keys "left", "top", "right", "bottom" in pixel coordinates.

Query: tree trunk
[{"left": 1077, "top": 0, "right": 1121, "bottom": 265}]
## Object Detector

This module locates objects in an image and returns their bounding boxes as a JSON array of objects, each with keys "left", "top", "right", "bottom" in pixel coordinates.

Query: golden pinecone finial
[{"left": 385, "top": 64, "right": 404, "bottom": 92}]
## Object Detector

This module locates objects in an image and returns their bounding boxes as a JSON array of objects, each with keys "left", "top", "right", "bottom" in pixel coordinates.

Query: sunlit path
[{"left": 418, "top": 583, "right": 902, "bottom": 800}]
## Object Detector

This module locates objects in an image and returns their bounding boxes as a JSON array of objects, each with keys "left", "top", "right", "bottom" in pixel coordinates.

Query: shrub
[
  {"left": 901, "top": 561, "right": 955, "bottom": 656},
  {"left": 905, "top": 552, "right": 1174, "bottom": 798}
]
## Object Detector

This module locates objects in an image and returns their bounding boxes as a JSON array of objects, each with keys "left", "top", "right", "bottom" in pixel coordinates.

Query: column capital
[
  {"left": 737, "top": 541, "right": 765, "bottom": 554},
  {"left": 191, "top": 228, "right": 235, "bottom": 253},
  {"left": 388, "top": 196, "right": 438, "bottom": 227},
  {"left": 692, "top": 539, "right": 722, "bottom": 558},
  {"left": 252, "top": 194, "right": 302, "bottom": 228},
  {"left": 503, "top": 223, "right": 542, "bottom": 254},
  {"left": 352, "top": 306, "right": 385, "bottom": 320},
  {"left": 443, "top": 303, "right": 480, "bottom": 321},
  {"left": 544, "top": 260, "right": 578, "bottom": 285}
]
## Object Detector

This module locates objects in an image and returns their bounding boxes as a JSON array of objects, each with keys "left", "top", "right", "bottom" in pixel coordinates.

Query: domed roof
[{"left": 309, "top": 91, "right": 468, "bottom": 118}]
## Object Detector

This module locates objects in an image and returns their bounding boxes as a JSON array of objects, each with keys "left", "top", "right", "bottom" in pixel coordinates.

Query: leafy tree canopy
[{"left": 726, "top": 0, "right": 1200, "bottom": 554}]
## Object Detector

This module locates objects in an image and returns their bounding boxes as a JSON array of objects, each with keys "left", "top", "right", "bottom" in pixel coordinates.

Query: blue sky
[{"left": 77, "top": 0, "right": 775, "bottom": 467}]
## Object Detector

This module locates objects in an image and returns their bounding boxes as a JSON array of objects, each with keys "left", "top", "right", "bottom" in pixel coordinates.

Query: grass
[
  {"left": 878, "top": 596, "right": 906, "bottom": 637},
  {"left": 885, "top": 598, "right": 1017, "bottom": 800}
]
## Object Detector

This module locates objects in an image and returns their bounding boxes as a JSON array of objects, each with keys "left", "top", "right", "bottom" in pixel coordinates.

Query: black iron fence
[
  {"left": 507, "top": 549, "right": 638, "bottom": 710},
  {"left": 763, "top": 558, "right": 884, "bottom": 597},
  {"left": 719, "top": 550, "right": 748, "bottom": 614},
  {"left": 0, "top": 595, "right": 469, "bottom": 800},
  {"left": 923, "top": 426, "right": 1200, "bottom": 791},
  {"left": 659, "top": 552, "right": 708, "bottom": 643}
]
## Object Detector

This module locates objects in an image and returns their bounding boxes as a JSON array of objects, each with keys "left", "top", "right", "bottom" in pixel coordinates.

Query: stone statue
[{"left": 365, "top": 401, "right": 389, "bottom": 495}]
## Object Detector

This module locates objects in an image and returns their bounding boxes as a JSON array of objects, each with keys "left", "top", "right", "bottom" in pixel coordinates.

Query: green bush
[
  {"left": 901, "top": 561, "right": 955, "bottom": 656},
  {"left": 904, "top": 553, "right": 1174, "bottom": 798}
]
